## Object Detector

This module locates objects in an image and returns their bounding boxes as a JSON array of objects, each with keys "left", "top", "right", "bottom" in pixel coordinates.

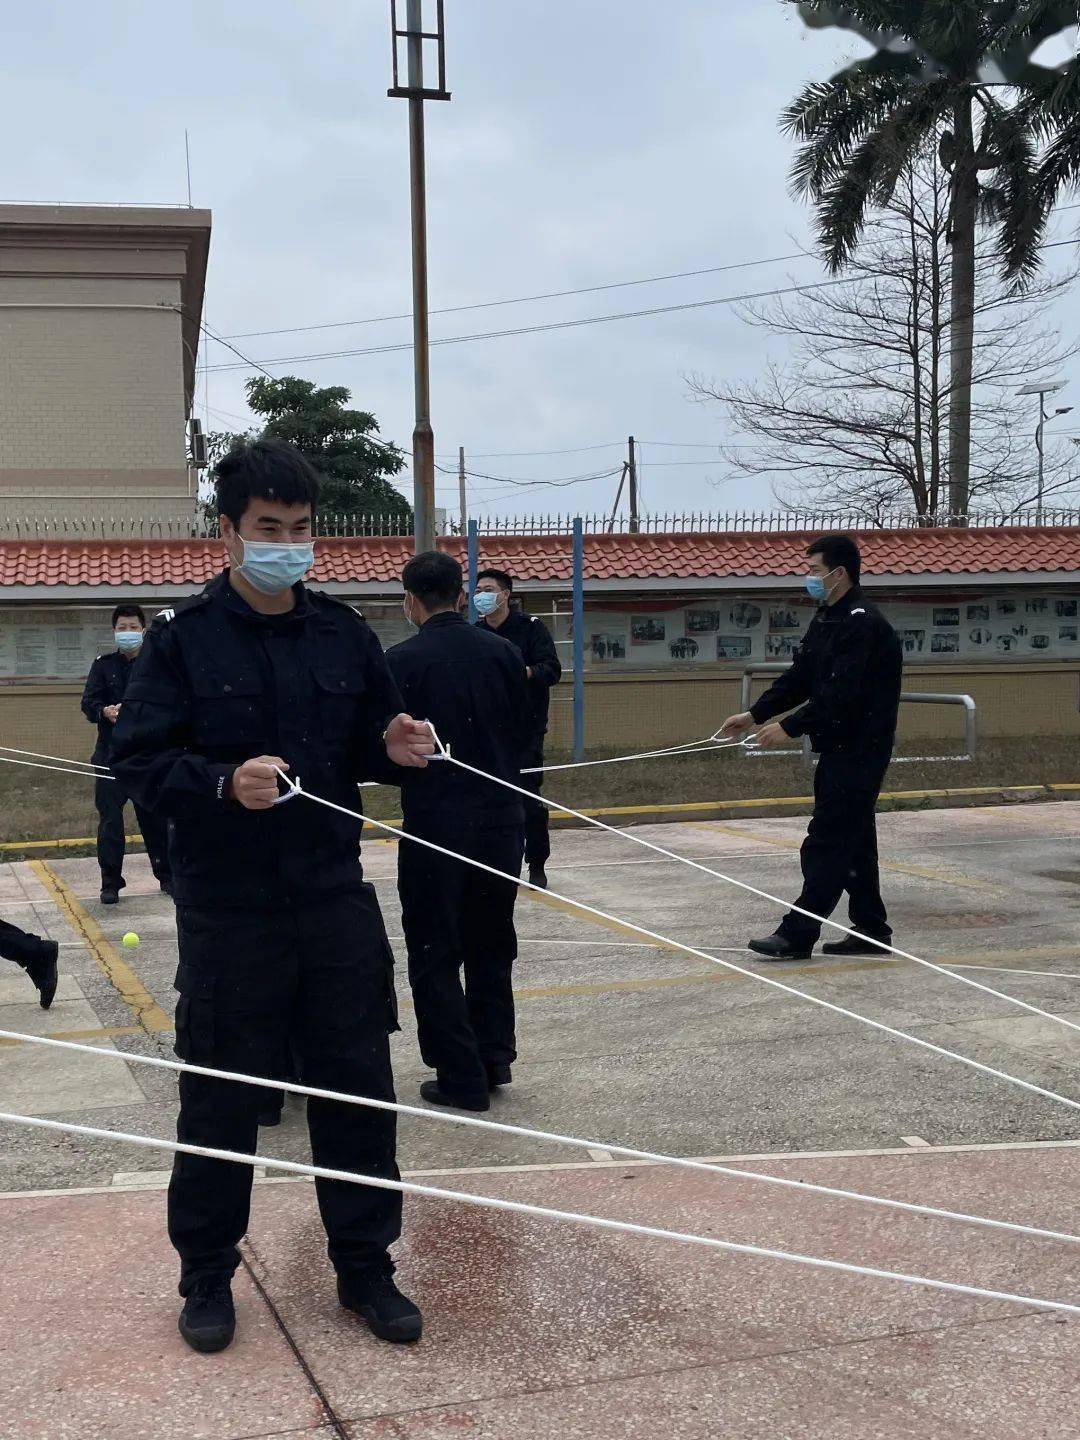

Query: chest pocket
[
  {"left": 312, "top": 665, "right": 366, "bottom": 744},
  {"left": 190, "top": 669, "right": 265, "bottom": 748}
]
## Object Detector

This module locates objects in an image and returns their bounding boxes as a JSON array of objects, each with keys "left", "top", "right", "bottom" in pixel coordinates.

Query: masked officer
[
  {"left": 81, "top": 605, "right": 173, "bottom": 903},
  {"left": 720, "top": 534, "right": 902, "bottom": 961},
  {"left": 387, "top": 551, "right": 530, "bottom": 1112},
  {"left": 0, "top": 918, "right": 57, "bottom": 1008},
  {"left": 473, "top": 568, "right": 561, "bottom": 888},
  {"left": 111, "top": 438, "right": 435, "bottom": 1355}
]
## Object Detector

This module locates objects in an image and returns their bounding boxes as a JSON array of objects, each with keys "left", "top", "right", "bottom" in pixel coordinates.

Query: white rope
[
  {"left": 276, "top": 768, "right": 1080, "bottom": 1121},
  {"left": 522, "top": 733, "right": 756, "bottom": 774},
  {"left": 425, "top": 731, "right": 1080, "bottom": 1043},
  {"left": 5, "top": 1026, "right": 1077, "bottom": 1252},
  {"left": 2, "top": 1107, "right": 1077, "bottom": 1317},
  {"left": 0, "top": 744, "right": 109, "bottom": 771},
  {"left": 0, "top": 754, "right": 114, "bottom": 781}
]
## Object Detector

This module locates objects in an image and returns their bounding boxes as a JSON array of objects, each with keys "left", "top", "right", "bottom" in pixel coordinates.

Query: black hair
[
  {"left": 214, "top": 437, "right": 321, "bottom": 526},
  {"left": 806, "top": 533, "right": 861, "bottom": 586},
  {"left": 402, "top": 550, "right": 463, "bottom": 609},
  {"left": 477, "top": 567, "right": 513, "bottom": 592},
  {"left": 112, "top": 604, "right": 146, "bottom": 628}
]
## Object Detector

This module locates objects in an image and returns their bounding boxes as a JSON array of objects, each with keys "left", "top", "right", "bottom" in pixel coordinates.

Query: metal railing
[
  {"left": 1, "top": 506, "right": 1077, "bottom": 542},
  {"left": 739, "top": 663, "right": 977, "bottom": 768}
]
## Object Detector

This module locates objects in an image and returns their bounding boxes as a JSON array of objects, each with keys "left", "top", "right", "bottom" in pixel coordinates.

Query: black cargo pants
[
  {"left": 94, "top": 776, "right": 171, "bottom": 889},
  {"left": 0, "top": 917, "right": 51, "bottom": 968},
  {"left": 778, "top": 748, "right": 893, "bottom": 946},
  {"left": 168, "top": 887, "right": 402, "bottom": 1295},
  {"left": 398, "top": 816, "right": 524, "bottom": 1101}
]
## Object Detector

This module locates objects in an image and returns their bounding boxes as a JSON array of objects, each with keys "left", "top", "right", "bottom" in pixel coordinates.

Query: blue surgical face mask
[
  {"left": 115, "top": 630, "right": 143, "bottom": 652},
  {"left": 474, "top": 591, "right": 500, "bottom": 617},
  {"left": 237, "top": 539, "right": 315, "bottom": 595},
  {"left": 805, "top": 568, "right": 837, "bottom": 603}
]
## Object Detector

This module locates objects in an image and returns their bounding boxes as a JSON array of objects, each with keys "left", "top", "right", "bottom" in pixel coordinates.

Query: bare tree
[{"left": 690, "top": 153, "right": 1080, "bottom": 522}]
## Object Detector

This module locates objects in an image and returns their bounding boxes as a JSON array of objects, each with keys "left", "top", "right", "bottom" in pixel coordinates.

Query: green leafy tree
[
  {"left": 206, "top": 376, "right": 410, "bottom": 524},
  {"left": 784, "top": 1, "right": 1072, "bottom": 519}
]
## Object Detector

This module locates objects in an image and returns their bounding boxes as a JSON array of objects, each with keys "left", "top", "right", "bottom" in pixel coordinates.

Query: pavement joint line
[
  {"left": 0, "top": 1025, "right": 143, "bottom": 1048},
  {"left": 9, "top": 1134, "right": 1080, "bottom": 1200},
  {"left": 28, "top": 860, "right": 173, "bottom": 1035},
  {"left": 693, "top": 822, "right": 997, "bottom": 892}
]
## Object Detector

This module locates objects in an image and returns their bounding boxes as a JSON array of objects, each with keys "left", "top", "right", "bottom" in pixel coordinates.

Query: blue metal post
[
  {"left": 572, "top": 516, "right": 585, "bottom": 761},
  {"left": 467, "top": 518, "right": 479, "bottom": 622}
]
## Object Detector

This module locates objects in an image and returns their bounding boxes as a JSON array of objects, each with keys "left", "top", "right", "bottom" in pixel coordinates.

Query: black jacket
[
  {"left": 110, "top": 572, "right": 406, "bottom": 910},
  {"left": 750, "top": 587, "right": 902, "bottom": 756},
  {"left": 81, "top": 650, "right": 143, "bottom": 765},
  {"left": 476, "top": 607, "right": 561, "bottom": 737},
  {"left": 387, "top": 612, "right": 530, "bottom": 826}
]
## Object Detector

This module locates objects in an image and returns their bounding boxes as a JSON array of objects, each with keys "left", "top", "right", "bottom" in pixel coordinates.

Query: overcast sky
[{"left": 4, "top": 2, "right": 1078, "bottom": 520}]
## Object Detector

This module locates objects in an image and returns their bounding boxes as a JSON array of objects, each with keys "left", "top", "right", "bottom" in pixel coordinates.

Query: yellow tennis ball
[{"left": 122, "top": 932, "right": 140, "bottom": 949}]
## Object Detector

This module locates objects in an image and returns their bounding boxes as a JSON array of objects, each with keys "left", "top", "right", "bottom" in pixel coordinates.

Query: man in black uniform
[
  {"left": 81, "top": 605, "right": 172, "bottom": 903},
  {"left": 388, "top": 551, "right": 530, "bottom": 1113},
  {"left": 111, "top": 438, "right": 434, "bottom": 1354},
  {"left": 0, "top": 918, "right": 58, "bottom": 1008},
  {"left": 473, "top": 568, "right": 561, "bottom": 888},
  {"left": 721, "top": 534, "right": 902, "bottom": 961}
]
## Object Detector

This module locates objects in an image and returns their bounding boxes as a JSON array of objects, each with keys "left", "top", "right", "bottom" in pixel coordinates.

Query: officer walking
[
  {"left": 720, "top": 534, "right": 902, "bottom": 961},
  {"left": 81, "top": 605, "right": 173, "bottom": 903},
  {"left": 0, "top": 918, "right": 57, "bottom": 1008},
  {"left": 473, "top": 568, "right": 561, "bottom": 888},
  {"left": 111, "top": 438, "right": 434, "bottom": 1355},
  {"left": 388, "top": 551, "right": 530, "bottom": 1113}
]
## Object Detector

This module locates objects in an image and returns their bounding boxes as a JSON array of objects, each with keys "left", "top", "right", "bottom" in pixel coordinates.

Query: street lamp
[
  {"left": 389, "top": 0, "right": 451, "bottom": 554},
  {"left": 1017, "top": 379, "right": 1072, "bottom": 523}
]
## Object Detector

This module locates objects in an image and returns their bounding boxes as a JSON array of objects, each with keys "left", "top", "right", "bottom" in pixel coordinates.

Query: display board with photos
[
  {"left": 0, "top": 609, "right": 119, "bottom": 684},
  {"left": 584, "top": 594, "right": 1080, "bottom": 668}
]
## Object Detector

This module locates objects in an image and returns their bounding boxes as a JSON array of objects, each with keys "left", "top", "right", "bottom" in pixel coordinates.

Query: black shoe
[
  {"left": 159, "top": 880, "right": 174, "bottom": 898},
  {"left": 822, "top": 934, "right": 893, "bottom": 957},
  {"left": 100, "top": 887, "right": 119, "bottom": 905},
  {"left": 747, "top": 934, "right": 814, "bottom": 961},
  {"left": 419, "top": 1079, "right": 490, "bottom": 1112},
  {"left": 257, "top": 1108, "right": 282, "bottom": 1128},
  {"left": 486, "top": 1063, "right": 512, "bottom": 1090},
  {"left": 178, "top": 1277, "right": 236, "bottom": 1354},
  {"left": 528, "top": 864, "right": 548, "bottom": 889},
  {"left": 338, "top": 1269, "right": 422, "bottom": 1344},
  {"left": 25, "top": 940, "right": 58, "bottom": 1010}
]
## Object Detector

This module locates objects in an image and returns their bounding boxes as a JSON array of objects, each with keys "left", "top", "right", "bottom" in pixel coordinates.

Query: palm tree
[{"left": 783, "top": 1, "right": 1073, "bottom": 521}]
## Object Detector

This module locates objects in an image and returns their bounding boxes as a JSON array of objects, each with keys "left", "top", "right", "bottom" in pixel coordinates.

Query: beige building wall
[{"left": 0, "top": 206, "right": 210, "bottom": 536}]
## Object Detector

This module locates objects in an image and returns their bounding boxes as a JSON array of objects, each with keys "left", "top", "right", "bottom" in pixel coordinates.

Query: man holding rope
[
  {"left": 721, "top": 534, "right": 902, "bottom": 961},
  {"left": 111, "top": 438, "right": 434, "bottom": 1354},
  {"left": 388, "top": 550, "right": 531, "bottom": 1112}
]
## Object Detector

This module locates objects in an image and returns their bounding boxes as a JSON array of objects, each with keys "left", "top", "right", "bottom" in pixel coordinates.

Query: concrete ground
[{"left": 1, "top": 799, "right": 1079, "bottom": 1436}]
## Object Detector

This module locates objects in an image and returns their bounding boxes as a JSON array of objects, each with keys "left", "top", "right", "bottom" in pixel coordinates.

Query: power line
[
  {"left": 203, "top": 275, "right": 859, "bottom": 373},
  {"left": 436, "top": 441, "right": 624, "bottom": 460},
  {"left": 220, "top": 253, "right": 814, "bottom": 341}
]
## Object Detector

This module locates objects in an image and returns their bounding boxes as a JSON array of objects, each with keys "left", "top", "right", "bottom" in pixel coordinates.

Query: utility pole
[
  {"left": 458, "top": 445, "right": 467, "bottom": 534},
  {"left": 627, "top": 435, "right": 639, "bottom": 533},
  {"left": 388, "top": 0, "right": 450, "bottom": 553}
]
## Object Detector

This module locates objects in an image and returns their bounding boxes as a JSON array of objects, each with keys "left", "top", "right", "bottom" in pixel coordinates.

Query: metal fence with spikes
[{"left": 0, "top": 508, "right": 1077, "bottom": 541}]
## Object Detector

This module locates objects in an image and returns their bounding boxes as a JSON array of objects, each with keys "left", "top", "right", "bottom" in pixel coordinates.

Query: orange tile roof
[{"left": 0, "top": 526, "right": 1078, "bottom": 590}]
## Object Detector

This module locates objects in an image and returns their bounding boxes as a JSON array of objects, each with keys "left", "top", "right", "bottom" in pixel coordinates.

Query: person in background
[
  {"left": 473, "top": 568, "right": 561, "bottom": 888},
  {"left": 0, "top": 918, "right": 57, "bottom": 1009},
  {"left": 388, "top": 551, "right": 530, "bottom": 1113},
  {"left": 720, "top": 534, "right": 902, "bottom": 961},
  {"left": 81, "top": 605, "right": 173, "bottom": 905}
]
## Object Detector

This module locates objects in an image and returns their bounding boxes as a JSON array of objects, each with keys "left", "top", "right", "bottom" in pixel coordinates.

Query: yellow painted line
[
  {"left": 0, "top": 834, "right": 141, "bottom": 855},
  {"left": 0, "top": 1025, "right": 144, "bottom": 1049},
  {"left": 1049, "top": 784, "right": 1080, "bottom": 795},
  {"left": 28, "top": 861, "right": 173, "bottom": 1034}
]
